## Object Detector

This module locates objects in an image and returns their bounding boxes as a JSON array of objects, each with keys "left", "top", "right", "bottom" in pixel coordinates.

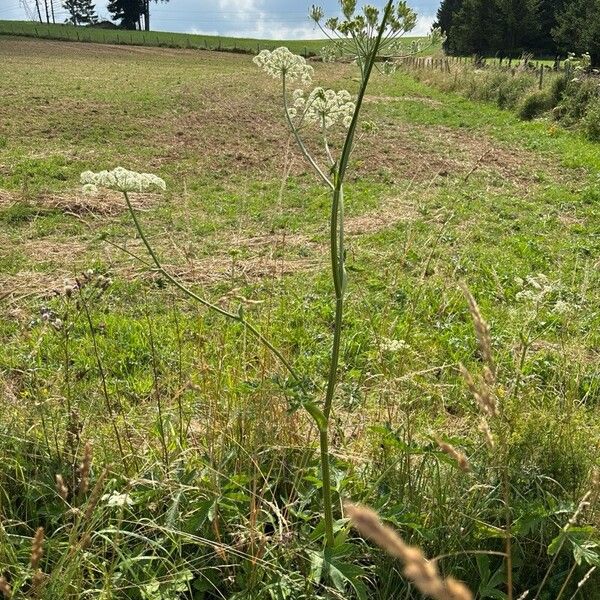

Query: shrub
[
  {"left": 548, "top": 73, "right": 568, "bottom": 106},
  {"left": 557, "top": 76, "right": 600, "bottom": 126},
  {"left": 582, "top": 96, "right": 600, "bottom": 140},
  {"left": 517, "top": 90, "right": 553, "bottom": 120}
]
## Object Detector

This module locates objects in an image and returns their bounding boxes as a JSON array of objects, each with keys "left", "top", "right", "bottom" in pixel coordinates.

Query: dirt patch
[
  {"left": 0, "top": 189, "right": 15, "bottom": 207},
  {"left": 39, "top": 190, "right": 158, "bottom": 217},
  {"left": 0, "top": 188, "right": 158, "bottom": 217},
  {"left": 0, "top": 190, "right": 421, "bottom": 301},
  {"left": 356, "top": 121, "right": 576, "bottom": 189}
]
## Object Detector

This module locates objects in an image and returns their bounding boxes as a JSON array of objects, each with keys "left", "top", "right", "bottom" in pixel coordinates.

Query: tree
[
  {"left": 531, "top": 0, "right": 566, "bottom": 54},
  {"left": 553, "top": 0, "right": 600, "bottom": 66},
  {"left": 434, "top": 0, "right": 464, "bottom": 54},
  {"left": 64, "top": 0, "right": 97, "bottom": 25},
  {"left": 447, "top": 0, "right": 501, "bottom": 56},
  {"left": 108, "top": 0, "right": 168, "bottom": 30},
  {"left": 107, "top": 0, "right": 144, "bottom": 29},
  {"left": 34, "top": 0, "right": 43, "bottom": 22},
  {"left": 494, "top": 0, "right": 540, "bottom": 57},
  {"left": 142, "top": 0, "right": 169, "bottom": 31}
]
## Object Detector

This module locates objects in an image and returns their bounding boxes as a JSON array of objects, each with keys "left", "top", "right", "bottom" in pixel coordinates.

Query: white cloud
[
  {"left": 187, "top": 27, "right": 221, "bottom": 36},
  {"left": 218, "top": 0, "right": 261, "bottom": 21},
  {"left": 413, "top": 14, "right": 435, "bottom": 37},
  {"left": 218, "top": 0, "right": 259, "bottom": 9},
  {"left": 213, "top": 0, "right": 322, "bottom": 40},
  {"left": 224, "top": 19, "right": 321, "bottom": 40}
]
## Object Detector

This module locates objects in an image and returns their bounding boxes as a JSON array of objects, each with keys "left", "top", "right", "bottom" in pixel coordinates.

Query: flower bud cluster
[
  {"left": 253, "top": 47, "right": 314, "bottom": 84},
  {"left": 80, "top": 167, "right": 166, "bottom": 193},
  {"left": 292, "top": 87, "right": 356, "bottom": 129}
]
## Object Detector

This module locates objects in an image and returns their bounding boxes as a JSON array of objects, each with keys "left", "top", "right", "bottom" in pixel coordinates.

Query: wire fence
[{"left": 0, "top": 20, "right": 324, "bottom": 56}]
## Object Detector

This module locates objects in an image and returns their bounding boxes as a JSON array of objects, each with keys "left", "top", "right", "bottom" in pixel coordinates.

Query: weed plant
[{"left": 0, "top": 3, "right": 599, "bottom": 600}]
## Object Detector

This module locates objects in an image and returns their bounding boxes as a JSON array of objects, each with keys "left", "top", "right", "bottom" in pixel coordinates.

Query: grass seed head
[
  {"left": 30, "top": 527, "right": 44, "bottom": 570},
  {"left": 459, "top": 364, "right": 498, "bottom": 418},
  {"left": 478, "top": 419, "right": 495, "bottom": 449},
  {"left": 78, "top": 441, "right": 93, "bottom": 497},
  {"left": 83, "top": 467, "right": 109, "bottom": 522},
  {"left": 0, "top": 577, "right": 11, "bottom": 599},
  {"left": 460, "top": 283, "right": 495, "bottom": 372},
  {"left": 436, "top": 438, "right": 471, "bottom": 472},
  {"left": 55, "top": 474, "right": 69, "bottom": 501},
  {"left": 345, "top": 503, "right": 472, "bottom": 600}
]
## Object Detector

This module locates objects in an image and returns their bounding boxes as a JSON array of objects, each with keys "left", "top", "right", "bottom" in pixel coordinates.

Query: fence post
[{"left": 538, "top": 65, "right": 544, "bottom": 89}]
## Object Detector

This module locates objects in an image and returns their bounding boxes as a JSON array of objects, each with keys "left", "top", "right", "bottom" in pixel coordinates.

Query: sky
[{"left": 0, "top": 0, "right": 440, "bottom": 39}]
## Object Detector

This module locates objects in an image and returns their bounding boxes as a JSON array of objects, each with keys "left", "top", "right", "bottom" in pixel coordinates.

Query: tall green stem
[{"left": 318, "top": 1, "right": 395, "bottom": 547}]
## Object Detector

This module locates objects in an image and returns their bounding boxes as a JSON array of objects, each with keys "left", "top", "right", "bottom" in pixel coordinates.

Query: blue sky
[{"left": 0, "top": 0, "right": 440, "bottom": 39}]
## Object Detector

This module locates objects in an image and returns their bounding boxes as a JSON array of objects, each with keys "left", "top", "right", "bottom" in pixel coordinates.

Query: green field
[
  {"left": 0, "top": 19, "right": 328, "bottom": 54},
  {"left": 0, "top": 35, "right": 599, "bottom": 599},
  {"left": 0, "top": 20, "right": 431, "bottom": 56}
]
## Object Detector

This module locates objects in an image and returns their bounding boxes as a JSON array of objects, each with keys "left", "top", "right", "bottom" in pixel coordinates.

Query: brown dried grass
[{"left": 346, "top": 503, "right": 473, "bottom": 600}]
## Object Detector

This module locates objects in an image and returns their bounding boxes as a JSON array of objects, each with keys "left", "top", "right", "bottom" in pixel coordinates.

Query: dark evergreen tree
[
  {"left": 553, "top": 0, "right": 600, "bottom": 66},
  {"left": 447, "top": 0, "right": 501, "bottom": 56},
  {"left": 107, "top": 0, "right": 144, "bottom": 29},
  {"left": 434, "top": 0, "right": 464, "bottom": 54},
  {"left": 79, "top": 0, "right": 97, "bottom": 24},
  {"left": 438, "top": 0, "right": 586, "bottom": 59},
  {"left": 531, "top": 0, "right": 566, "bottom": 54},
  {"left": 494, "top": 0, "right": 540, "bottom": 57},
  {"left": 63, "top": 0, "right": 97, "bottom": 25}
]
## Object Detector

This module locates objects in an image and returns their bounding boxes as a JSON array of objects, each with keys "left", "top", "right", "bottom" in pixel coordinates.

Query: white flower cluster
[
  {"left": 291, "top": 87, "right": 356, "bottom": 129},
  {"left": 381, "top": 338, "right": 409, "bottom": 353},
  {"left": 80, "top": 167, "right": 166, "bottom": 193},
  {"left": 102, "top": 491, "right": 134, "bottom": 508},
  {"left": 253, "top": 47, "right": 314, "bottom": 84},
  {"left": 515, "top": 274, "right": 554, "bottom": 303},
  {"left": 514, "top": 274, "right": 579, "bottom": 315},
  {"left": 552, "top": 299, "right": 579, "bottom": 316}
]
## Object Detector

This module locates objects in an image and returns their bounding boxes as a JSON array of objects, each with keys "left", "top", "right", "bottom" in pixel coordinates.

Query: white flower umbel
[
  {"left": 381, "top": 338, "right": 409, "bottom": 353},
  {"left": 102, "top": 491, "right": 134, "bottom": 508},
  {"left": 80, "top": 167, "right": 166, "bottom": 194},
  {"left": 253, "top": 47, "right": 314, "bottom": 84},
  {"left": 293, "top": 87, "right": 356, "bottom": 129}
]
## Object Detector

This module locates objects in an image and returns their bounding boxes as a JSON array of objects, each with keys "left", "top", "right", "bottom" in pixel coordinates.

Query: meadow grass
[
  {"left": 0, "top": 36, "right": 599, "bottom": 598},
  {"left": 0, "top": 20, "right": 329, "bottom": 54},
  {"left": 0, "top": 20, "right": 431, "bottom": 57}
]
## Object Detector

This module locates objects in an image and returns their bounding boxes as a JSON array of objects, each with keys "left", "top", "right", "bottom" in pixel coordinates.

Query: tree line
[
  {"left": 435, "top": 0, "right": 600, "bottom": 66},
  {"left": 31, "top": 0, "right": 168, "bottom": 31}
]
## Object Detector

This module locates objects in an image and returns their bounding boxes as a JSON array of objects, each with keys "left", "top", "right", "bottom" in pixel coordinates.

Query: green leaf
[
  {"left": 572, "top": 540, "right": 600, "bottom": 567},
  {"left": 548, "top": 526, "right": 600, "bottom": 567}
]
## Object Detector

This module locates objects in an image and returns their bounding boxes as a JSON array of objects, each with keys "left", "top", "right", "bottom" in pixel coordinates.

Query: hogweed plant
[
  {"left": 81, "top": 0, "right": 442, "bottom": 557},
  {"left": 310, "top": 1, "right": 443, "bottom": 77},
  {"left": 254, "top": 0, "right": 429, "bottom": 549}
]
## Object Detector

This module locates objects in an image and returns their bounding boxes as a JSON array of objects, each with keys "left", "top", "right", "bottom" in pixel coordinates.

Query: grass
[
  {"left": 0, "top": 20, "right": 328, "bottom": 54},
  {"left": 0, "top": 19, "right": 430, "bottom": 56},
  {"left": 0, "top": 35, "right": 599, "bottom": 598},
  {"left": 396, "top": 57, "right": 600, "bottom": 141}
]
